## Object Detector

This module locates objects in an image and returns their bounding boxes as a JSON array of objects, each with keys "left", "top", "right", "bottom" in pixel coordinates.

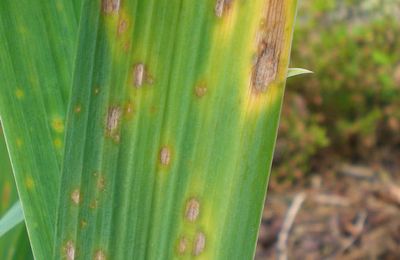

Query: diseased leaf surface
[{"left": 55, "top": 0, "right": 297, "bottom": 259}]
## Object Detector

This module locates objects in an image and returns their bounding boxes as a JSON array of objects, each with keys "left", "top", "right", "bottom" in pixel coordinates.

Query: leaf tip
[{"left": 287, "top": 68, "right": 313, "bottom": 79}]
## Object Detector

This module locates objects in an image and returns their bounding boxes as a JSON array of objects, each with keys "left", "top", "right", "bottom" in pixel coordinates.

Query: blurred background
[{"left": 256, "top": 0, "right": 400, "bottom": 259}]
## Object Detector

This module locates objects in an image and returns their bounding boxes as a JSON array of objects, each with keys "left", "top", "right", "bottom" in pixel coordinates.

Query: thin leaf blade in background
[
  {"left": 0, "top": 125, "right": 33, "bottom": 259},
  {"left": 0, "top": 201, "right": 23, "bottom": 237}
]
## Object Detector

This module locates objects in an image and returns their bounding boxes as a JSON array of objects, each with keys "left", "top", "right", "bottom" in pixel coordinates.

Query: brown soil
[{"left": 256, "top": 152, "right": 400, "bottom": 259}]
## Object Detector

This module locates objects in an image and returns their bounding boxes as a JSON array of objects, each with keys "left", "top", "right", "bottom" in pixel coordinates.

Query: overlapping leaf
[
  {"left": 0, "top": 0, "right": 80, "bottom": 258},
  {"left": 0, "top": 126, "right": 32, "bottom": 259}
]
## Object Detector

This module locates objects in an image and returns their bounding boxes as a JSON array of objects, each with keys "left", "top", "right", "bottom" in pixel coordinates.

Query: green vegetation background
[{"left": 273, "top": 0, "right": 400, "bottom": 182}]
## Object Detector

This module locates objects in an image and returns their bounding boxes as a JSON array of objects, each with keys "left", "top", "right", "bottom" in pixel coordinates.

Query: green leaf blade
[
  {"left": 56, "top": 0, "right": 298, "bottom": 259},
  {"left": 0, "top": 0, "right": 79, "bottom": 258},
  {"left": 0, "top": 126, "right": 33, "bottom": 259},
  {"left": 0, "top": 202, "right": 23, "bottom": 238}
]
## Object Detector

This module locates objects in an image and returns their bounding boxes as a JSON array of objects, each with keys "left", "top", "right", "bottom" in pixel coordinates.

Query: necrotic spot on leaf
[
  {"left": 195, "top": 85, "right": 207, "bottom": 98},
  {"left": 251, "top": 0, "right": 286, "bottom": 93},
  {"left": 193, "top": 232, "right": 206, "bottom": 256},
  {"left": 252, "top": 47, "right": 279, "bottom": 92},
  {"left": 64, "top": 241, "right": 75, "bottom": 260},
  {"left": 71, "top": 189, "right": 81, "bottom": 205},
  {"left": 102, "top": 0, "right": 120, "bottom": 14},
  {"left": 185, "top": 198, "right": 200, "bottom": 222},
  {"left": 118, "top": 18, "right": 128, "bottom": 35},
  {"left": 215, "top": 0, "right": 233, "bottom": 17},
  {"left": 94, "top": 250, "right": 106, "bottom": 260},
  {"left": 133, "top": 64, "right": 145, "bottom": 87},
  {"left": 160, "top": 146, "right": 171, "bottom": 166},
  {"left": 178, "top": 236, "right": 188, "bottom": 254},
  {"left": 105, "top": 106, "right": 122, "bottom": 142}
]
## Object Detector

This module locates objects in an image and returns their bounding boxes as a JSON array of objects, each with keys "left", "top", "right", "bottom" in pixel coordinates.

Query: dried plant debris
[{"left": 256, "top": 164, "right": 400, "bottom": 259}]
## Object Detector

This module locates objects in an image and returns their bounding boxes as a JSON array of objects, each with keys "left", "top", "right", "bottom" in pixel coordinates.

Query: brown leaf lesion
[
  {"left": 132, "top": 63, "right": 154, "bottom": 87},
  {"left": 102, "top": 0, "right": 120, "bottom": 14},
  {"left": 252, "top": 45, "right": 279, "bottom": 92},
  {"left": 192, "top": 232, "right": 206, "bottom": 256},
  {"left": 215, "top": 0, "right": 234, "bottom": 18},
  {"left": 117, "top": 18, "right": 128, "bottom": 35},
  {"left": 105, "top": 106, "right": 122, "bottom": 142},
  {"left": 133, "top": 63, "right": 145, "bottom": 87},
  {"left": 185, "top": 198, "right": 200, "bottom": 222},
  {"left": 159, "top": 146, "right": 171, "bottom": 166},
  {"left": 251, "top": 0, "right": 286, "bottom": 93}
]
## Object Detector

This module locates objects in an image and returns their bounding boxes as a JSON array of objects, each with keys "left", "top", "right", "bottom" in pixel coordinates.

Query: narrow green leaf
[
  {"left": 0, "top": 202, "right": 23, "bottom": 237},
  {"left": 0, "top": 125, "right": 33, "bottom": 259},
  {"left": 1, "top": 228, "right": 33, "bottom": 260},
  {"left": 287, "top": 68, "right": 313, "bottom": 78},
  {"left": 0, "top": 1, "right": 79, "bottom": 258},
  {"left": 55, "top": 0, "right": 297, "bottom": 259}
]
